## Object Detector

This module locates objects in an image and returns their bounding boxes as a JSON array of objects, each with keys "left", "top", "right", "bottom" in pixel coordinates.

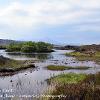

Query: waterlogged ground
[{"left": 0, "top": 49, "right": 100, "bottom": 99}]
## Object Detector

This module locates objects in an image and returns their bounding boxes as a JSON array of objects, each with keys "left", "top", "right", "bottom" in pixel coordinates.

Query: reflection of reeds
[{"left": 47, "top": 73, "right": 100, "bottom": 100}]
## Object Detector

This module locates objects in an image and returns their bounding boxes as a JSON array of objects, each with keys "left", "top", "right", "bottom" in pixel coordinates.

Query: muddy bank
[{"left": 0, "top": 56, "right": 35, "bottom": 76}]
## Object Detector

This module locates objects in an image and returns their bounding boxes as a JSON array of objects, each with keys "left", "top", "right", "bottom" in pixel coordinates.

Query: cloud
[
  {"left": 0, "top": 0, "right": 100, "bottom": 28},
  {"left": 0, "top": 0, "right": 100, "bottom": 44}
]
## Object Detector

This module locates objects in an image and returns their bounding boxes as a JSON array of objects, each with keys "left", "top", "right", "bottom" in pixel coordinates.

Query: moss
[{"left": 46, "top": 65, "right": 90, "bottom": 71}]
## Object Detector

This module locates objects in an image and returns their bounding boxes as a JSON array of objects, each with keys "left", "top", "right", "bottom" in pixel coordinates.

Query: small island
[{"left": 6, "top": 41, "right": 53, "bottom": 53}]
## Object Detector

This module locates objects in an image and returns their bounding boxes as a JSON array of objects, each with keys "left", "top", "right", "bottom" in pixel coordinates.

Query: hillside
[{"left": 0, "top": 39, "right": 22, "bottom": 46}]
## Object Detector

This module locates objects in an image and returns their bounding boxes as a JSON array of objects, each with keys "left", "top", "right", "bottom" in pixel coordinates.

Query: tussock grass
[{"left": 47, "top": 72, "right": 100, "bottom": 100}]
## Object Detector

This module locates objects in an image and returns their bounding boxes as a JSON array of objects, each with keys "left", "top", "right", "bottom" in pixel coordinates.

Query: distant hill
[
  {"left": 54, "top": 45, "right": 79, "bottom": 50},
  {"left": 77, "top": 44, "right": 100, "bottom": 52},
  {"left": 0, "top": 39, "right": 22, "bottom": 46}
]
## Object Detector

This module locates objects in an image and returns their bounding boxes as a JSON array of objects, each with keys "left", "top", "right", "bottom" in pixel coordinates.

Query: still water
[{"left": 0, "top": 49, "right": 99, "bottom": 99}]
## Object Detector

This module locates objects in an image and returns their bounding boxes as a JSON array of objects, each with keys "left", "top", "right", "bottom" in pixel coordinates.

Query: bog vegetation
[
  {"left": 6, "top": 41, "right": 53, "bottom": 53},
  {"left": 46, "top": 65, "right": 90, "bottom": 71},
  {"left": 0, "top": 56, "right": 35, "bottom": 74},
  {"left": 47, "top": 73, "right": 100, "bottom": 100}
]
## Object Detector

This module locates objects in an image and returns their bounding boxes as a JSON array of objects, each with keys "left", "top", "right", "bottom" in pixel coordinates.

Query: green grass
[
  {"left": 46, "top": 65, "right": 67, "bottom": 71},
  {"left": 47, "top": 72, "right": 100, "bottom": 100},
  {"left": 66, "top": 51, "right": 100, "bottom": 64},
  {"left": 46, "top": 65, "right": 90, "bottom": 71},
  {"left": 48, "top": 73, "right": 86, "bottom": 84},
  {"left": 66, "top": 52, "right": 87, "bottom": 57}
]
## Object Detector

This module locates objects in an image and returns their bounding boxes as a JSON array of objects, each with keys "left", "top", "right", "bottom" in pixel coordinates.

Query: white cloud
[{"left": 0, "top": 0, "right": 100, "bottom": 29}]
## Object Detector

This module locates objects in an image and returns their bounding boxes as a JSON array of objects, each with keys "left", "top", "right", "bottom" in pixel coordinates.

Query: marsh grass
[
  {"left": 46, "top": 65, "right": 66, "bottom": 71},
  {"left": 46, "top": 65, "right": 90, "bottom": 71},
  {"left": 47, "top": 73, "right": 86, "bottom": 84},
  {"left": 66, "top": 52, "right": 87, "bottom": 57},
  {"left": 66, "top": 51, "right": 100, "bottom": 64},
  {"left": 0, "top": 56, "right": 35, "bottom": 73},
  {"left": 47, "top": 73, "right": 100, "bottom": 100}
]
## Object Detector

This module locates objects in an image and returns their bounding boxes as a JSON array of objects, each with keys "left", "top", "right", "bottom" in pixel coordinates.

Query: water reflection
[
  {"left": 0, "top": 49, "right": 99, "bottom": 99},
  {"left": 7, "top": 53, "right": 53, "bottom": 60}
]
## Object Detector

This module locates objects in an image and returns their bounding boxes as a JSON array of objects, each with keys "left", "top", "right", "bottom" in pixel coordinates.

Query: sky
[{"left": 0, "top": 0, "right": 100, "bottom": 45}]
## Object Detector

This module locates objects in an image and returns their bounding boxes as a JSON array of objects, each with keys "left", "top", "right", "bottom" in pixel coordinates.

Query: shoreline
[
  {"left": 0, "top": 66, "right": 36, "bottom": 76},
  {"left": 0, "top": 55, "right": 36, "bottom": 76}
]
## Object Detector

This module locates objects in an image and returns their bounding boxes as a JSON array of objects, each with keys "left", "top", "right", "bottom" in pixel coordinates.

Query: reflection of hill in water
[{"left": 7, "top": 53, "right": 53, "bottom": 60}]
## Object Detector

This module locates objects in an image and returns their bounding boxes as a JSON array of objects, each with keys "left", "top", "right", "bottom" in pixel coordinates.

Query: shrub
[
  {"left": 21, "top": 45, "right": 36, "bottom": 53},
  {"left": 6, "top": 41, "right": 53, "bottom": 53}
]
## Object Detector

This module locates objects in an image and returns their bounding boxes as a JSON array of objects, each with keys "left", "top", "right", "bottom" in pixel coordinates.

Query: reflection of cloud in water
[{"left": 0, "top": 49, "right": 100, "bottom": 97}]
